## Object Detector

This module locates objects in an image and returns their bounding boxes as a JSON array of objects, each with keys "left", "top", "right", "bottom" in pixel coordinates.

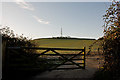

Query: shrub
[{"left": 1, "top": 26, "right": 49, "bottom": 80}]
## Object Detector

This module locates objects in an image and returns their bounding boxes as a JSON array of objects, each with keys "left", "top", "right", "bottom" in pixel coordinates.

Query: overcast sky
[{"left": 1, "top": 1, "right": 112, "bottom": 39}]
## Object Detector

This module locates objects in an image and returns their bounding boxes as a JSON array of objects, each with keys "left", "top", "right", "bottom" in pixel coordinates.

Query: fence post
[
  {"left": 2, "top": 40, "right": 7, "bottom": 79},
  {"left": 0, "top": 34, "right": 2, "bottom": 80},
  {"left": 84, "top": 47, "right": 86, "bottom": 69}
]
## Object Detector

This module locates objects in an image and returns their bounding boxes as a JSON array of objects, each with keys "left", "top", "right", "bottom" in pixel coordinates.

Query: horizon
[{"left": 33, "top": 36, "right": 97, "bottom": 40}]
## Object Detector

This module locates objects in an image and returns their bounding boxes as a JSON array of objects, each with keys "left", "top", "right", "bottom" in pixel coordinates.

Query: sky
[{"left": 1, "top": 0, "right": 112, "bottom": 39}]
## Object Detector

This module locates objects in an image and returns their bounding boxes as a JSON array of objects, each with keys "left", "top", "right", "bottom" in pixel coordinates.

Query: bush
[
  {"left": 102, "top": 1, "right": 120, "bottom": 72},
  {"left": 93, "top": 1, "right": 120, "bottom": 80},
  {"left": 1, "top": 26, "right": 50, "bottom": 80}
]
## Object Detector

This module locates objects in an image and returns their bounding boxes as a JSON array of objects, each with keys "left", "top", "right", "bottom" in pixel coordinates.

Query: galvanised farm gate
[{"left": 7, "top": 47, "right": 86, "bottom": 70}]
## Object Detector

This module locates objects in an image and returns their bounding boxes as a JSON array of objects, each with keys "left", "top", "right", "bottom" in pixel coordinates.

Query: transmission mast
[{"left": 61, "top": 27, "right": 63, "bottom": 37}]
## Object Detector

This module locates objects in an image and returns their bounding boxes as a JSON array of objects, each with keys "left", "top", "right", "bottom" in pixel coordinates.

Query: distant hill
[
  {"left": 34, "top": 37, "right": 96, "bottom": 40},
  {"left": 32, "top": 37, "right": 99, "bottom": 52}
]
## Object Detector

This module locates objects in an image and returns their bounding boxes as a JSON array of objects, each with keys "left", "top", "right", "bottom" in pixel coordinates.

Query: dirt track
[{"left": 32, "top": 55, "right": 104, "bottom": 80}]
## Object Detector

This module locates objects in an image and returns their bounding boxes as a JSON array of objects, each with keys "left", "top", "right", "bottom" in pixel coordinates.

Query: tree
[{"left": 103, "top": 0, "right": 120, "bottom": 75}]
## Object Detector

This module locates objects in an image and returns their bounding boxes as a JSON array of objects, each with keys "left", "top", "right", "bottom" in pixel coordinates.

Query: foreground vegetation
[
  {"left": 93, "top": 1, "right": 120, "bottom": 80},
  {"left": 1, "top": 27, "right": 51, "bottom": 80}
]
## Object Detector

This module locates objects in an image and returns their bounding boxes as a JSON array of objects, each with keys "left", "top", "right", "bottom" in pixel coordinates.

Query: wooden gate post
[
  {"left": 0, "top": 34, "right": 2, "bottom": 80},
  {"left": 84, "top": 47, "right": 86, "bottom": 69},
  {"left": 2, "top": 40, "right": 7, "bottom": 79},
  {"left": 2, "top": 40, "right": 7, "bottom": 70},
  {"left": 2, "top": 40, "right": 9, "bottom": 79}
]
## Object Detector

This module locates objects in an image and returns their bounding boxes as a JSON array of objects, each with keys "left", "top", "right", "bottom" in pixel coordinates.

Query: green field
[{"left": 32, "top": 38, "right": 101, "bottom": 52}]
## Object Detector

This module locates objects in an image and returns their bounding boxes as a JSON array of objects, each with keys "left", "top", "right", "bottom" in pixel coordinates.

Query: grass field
[{"left": 32, "top": 38, "right": 101, "bottom": 53}]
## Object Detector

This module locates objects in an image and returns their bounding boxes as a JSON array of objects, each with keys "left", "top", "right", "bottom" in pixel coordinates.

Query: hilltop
[
  {"left": 34, "top": 37, "right": 96, "bottom": 40},
  {"left": 32, "top": 37, "right": 99, "bottom": 52}
]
